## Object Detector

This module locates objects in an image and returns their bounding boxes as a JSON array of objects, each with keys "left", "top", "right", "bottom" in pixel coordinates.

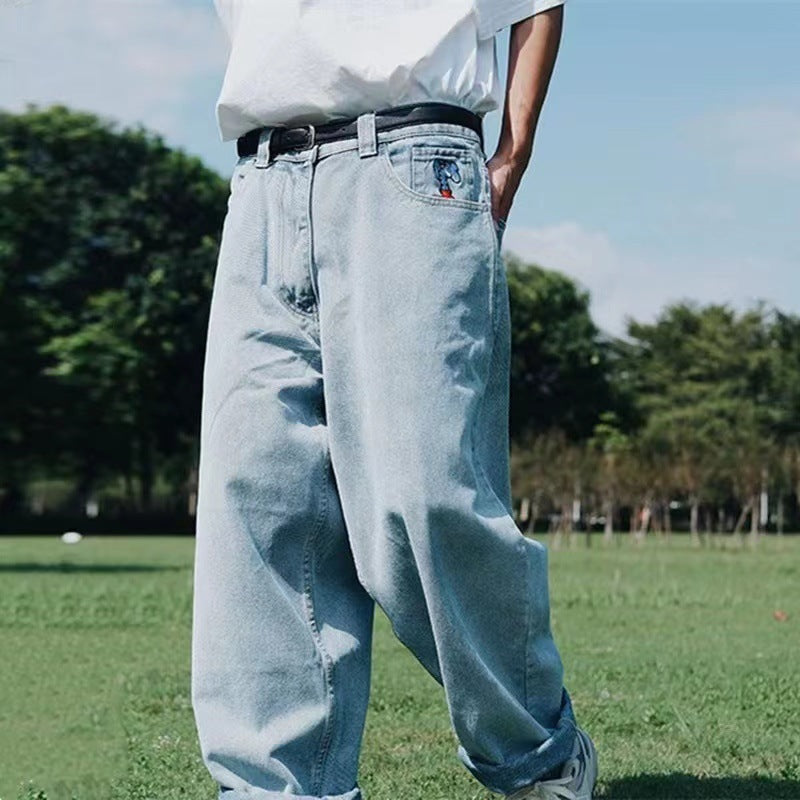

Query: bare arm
[{"left": 487, "top": 5, "right": 564, "bottom": 224}]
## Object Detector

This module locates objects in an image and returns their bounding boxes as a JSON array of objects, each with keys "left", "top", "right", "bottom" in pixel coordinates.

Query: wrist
[{"left": 494, "top": 140, "right": 532, "bottom": 172}]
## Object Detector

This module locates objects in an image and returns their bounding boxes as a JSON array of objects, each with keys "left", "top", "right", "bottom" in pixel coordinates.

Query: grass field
[{"left": 0, "top": 534, "right": 798, "bottom": 800}]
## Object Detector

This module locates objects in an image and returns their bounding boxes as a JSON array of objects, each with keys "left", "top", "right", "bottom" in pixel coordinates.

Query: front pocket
[
  {"left": 411, "top": 145, "right": 481, "bottom": 204},
  {"left": 381, "top": 137, "right": 490, "bottom": 212}
]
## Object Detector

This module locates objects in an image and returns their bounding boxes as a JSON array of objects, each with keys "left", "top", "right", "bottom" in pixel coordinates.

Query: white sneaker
[{"left": 506, "top": 728, "right": 598, "bottom": 800}]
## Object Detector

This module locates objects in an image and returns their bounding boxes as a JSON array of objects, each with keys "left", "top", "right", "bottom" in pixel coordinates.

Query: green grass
[{"left": 0, "top": 534, "right": 798, "bottom": 800}]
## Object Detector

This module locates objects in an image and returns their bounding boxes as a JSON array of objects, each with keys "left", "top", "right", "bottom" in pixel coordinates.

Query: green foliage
[
  {"left": 0, "top": 104, "right": 228, "bottom": 509},
  {"left": 619, "top": 300, "right": 798, "bottom": 509},
  {"left": 505, "top": 254, "right": 615, "bottom": 441},
  {"left": 3, "top": 103, "right": 800, "bottom": 530}
]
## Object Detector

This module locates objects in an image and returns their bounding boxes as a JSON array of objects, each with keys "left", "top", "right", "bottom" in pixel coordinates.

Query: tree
[
  {"left": 623, "top": 300, "right": 783, "bottom": 541},
  {"left": 586, "top": 411, "right": 631, "bottom": 542},
  {"left": 505, "top": 254, "right": 615, "bottom": 442},
  {"left": 0, "top": 104, "right": 228, "bottom": 510}
]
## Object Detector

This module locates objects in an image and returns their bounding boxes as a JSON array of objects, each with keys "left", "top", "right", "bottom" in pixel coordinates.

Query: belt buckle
[{"left": 285, "top": 123, "right": 315, "bottom": 150}]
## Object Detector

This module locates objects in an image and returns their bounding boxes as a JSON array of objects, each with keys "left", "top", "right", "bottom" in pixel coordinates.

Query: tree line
[
  {"left": 504, "top": 261, "right": 800, "bottom": 539},
  {"left": 1, "top": 105, "right": 799, "bottom": 535}
]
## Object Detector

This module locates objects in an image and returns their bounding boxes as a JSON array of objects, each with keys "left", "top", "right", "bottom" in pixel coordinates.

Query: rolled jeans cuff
[
  {"left": 456, "top": 688, "right": 578, "bottom": 796},
  {"left": 220, "top": 787, "right": 362, "bottom": 800}
]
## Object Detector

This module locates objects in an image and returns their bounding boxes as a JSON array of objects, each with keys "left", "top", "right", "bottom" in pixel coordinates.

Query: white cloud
[
  {"left": 0, "top": 0, "right": 228, "bottom": 144},
  {"left": 501, "top": 222, "right": 799, "bottom": 339},
  {"left": 686, "top": 101, "right": 800, "bottom": 173}
]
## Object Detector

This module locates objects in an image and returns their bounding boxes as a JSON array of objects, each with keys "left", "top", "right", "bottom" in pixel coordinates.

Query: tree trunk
[
  {"left": 124, "top": 470, "right": 135, "bottom": 507},
  {"left": 759, "top": 467, "right": 768, "bottom": 531},
  {"left": 137, "top": 429, "right": 155, "bottom": 512},
  {"left": 519, "top": 495, "right": 531, "bottom": 526},
  {"left": 652, "top": 502, "right": 662, "bottom": 536},
  {"left": 749, "top": 491, "right": 760, "bottom": 545},
  {"left": 636, "top": 503, "right": 651, "bottom": 542},
  {"left": 603, "top": 497, "right": 614, "bottom": 543},
  {"left": 711, "top": 506, "right": 724, "bottom": 548},
  {"left": 561, "top": 502, "right": 573, "bottom": 548},
  {"left": 526, "top": 500, "right": 539, "bottom": 535},
  {"left": 701, "top": 506, "right": 712, "bottom": 547},
  {"left": 67, "top": 459, "right": 96, "bottom": 517},
  {"left": 689, "top": 497, "right": 700, "bottom": 546},
  {"left": 187, "top": 465, "right": 198, "bottom": 517},
  {"left": 732, "top": 500, "right": 750, "bottom": 539}
]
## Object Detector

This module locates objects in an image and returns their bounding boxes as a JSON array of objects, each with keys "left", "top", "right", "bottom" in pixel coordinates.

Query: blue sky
[{"left": 1, "top": 0, "right": 797, "bottom": 338}]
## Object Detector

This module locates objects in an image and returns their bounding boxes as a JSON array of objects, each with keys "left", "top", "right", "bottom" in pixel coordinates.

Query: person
[{"left": 191, "top": 1, "right": 598, "bottom": 799}]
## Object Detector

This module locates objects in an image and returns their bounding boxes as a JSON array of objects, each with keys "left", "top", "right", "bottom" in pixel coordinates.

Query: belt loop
[
  {"left": 356, "top": 112, "right": 377, "bottom": 158},
  {"left": 255, "top": 127, "right": 275, "bottom": 169}
]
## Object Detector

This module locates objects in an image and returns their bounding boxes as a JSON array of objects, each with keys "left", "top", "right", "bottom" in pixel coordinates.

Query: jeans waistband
[{"left": 236, "top": 102, "right": 484, "bottom": 160}]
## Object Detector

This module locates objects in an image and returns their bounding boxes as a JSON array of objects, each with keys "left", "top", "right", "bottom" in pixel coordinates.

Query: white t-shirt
[{"left": 212, "top": 0, "right": 565, "bottom": 142}]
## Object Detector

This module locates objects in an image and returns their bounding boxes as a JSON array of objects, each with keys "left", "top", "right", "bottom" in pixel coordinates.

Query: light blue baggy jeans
[{"left": 191, "top": 109, "right": 578, "bottom": 800}]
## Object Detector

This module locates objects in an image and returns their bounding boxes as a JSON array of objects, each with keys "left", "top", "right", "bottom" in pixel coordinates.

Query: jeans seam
[
  {"left": 523, "top": 536, "right": 532, "bottom": 713},
  {"left": 468, "top": 213, "right": 531, "bottom": 711},
  {"left": 468, "top": 218, "right": 508, "bottom": 518},
  {"left": 306, "top": 152, "right": 321, "bottom": 311},
  {"left": 302, "top": 440, "right": 336, "bottom": 795},
  {"left": 468, "top": 209, "right": 503, "bottom": 506}
]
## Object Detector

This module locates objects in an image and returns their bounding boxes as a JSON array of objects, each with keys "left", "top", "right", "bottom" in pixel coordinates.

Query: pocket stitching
[
  {"left": 410, "top": 146, "right": 478, "bottom": 206},
  {"left": 380, "top": 145, "right": 490, "bottom": 213}
]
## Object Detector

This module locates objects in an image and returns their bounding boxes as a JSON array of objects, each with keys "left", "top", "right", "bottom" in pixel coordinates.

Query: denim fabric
[{"left": 191, "top": 111, "right": 577, "bottom": 800}]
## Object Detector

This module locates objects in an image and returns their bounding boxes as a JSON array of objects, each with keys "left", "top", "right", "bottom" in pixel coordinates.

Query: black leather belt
[{"left": 236, "top": 102, "right": 484, "bottom": 159}]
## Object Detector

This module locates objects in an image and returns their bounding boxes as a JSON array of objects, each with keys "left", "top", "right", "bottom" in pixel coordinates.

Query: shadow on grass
[
  {"left": 602, "top": 773, "right": 800, "bottom": 799},
  {"left": 0, "top": 562, "right": 186, "bottom": 574}
]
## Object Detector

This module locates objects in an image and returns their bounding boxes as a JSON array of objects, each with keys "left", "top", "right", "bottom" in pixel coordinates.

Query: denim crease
[{"left": 191, "top": 111, "right": 578, "bottom": 800}]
